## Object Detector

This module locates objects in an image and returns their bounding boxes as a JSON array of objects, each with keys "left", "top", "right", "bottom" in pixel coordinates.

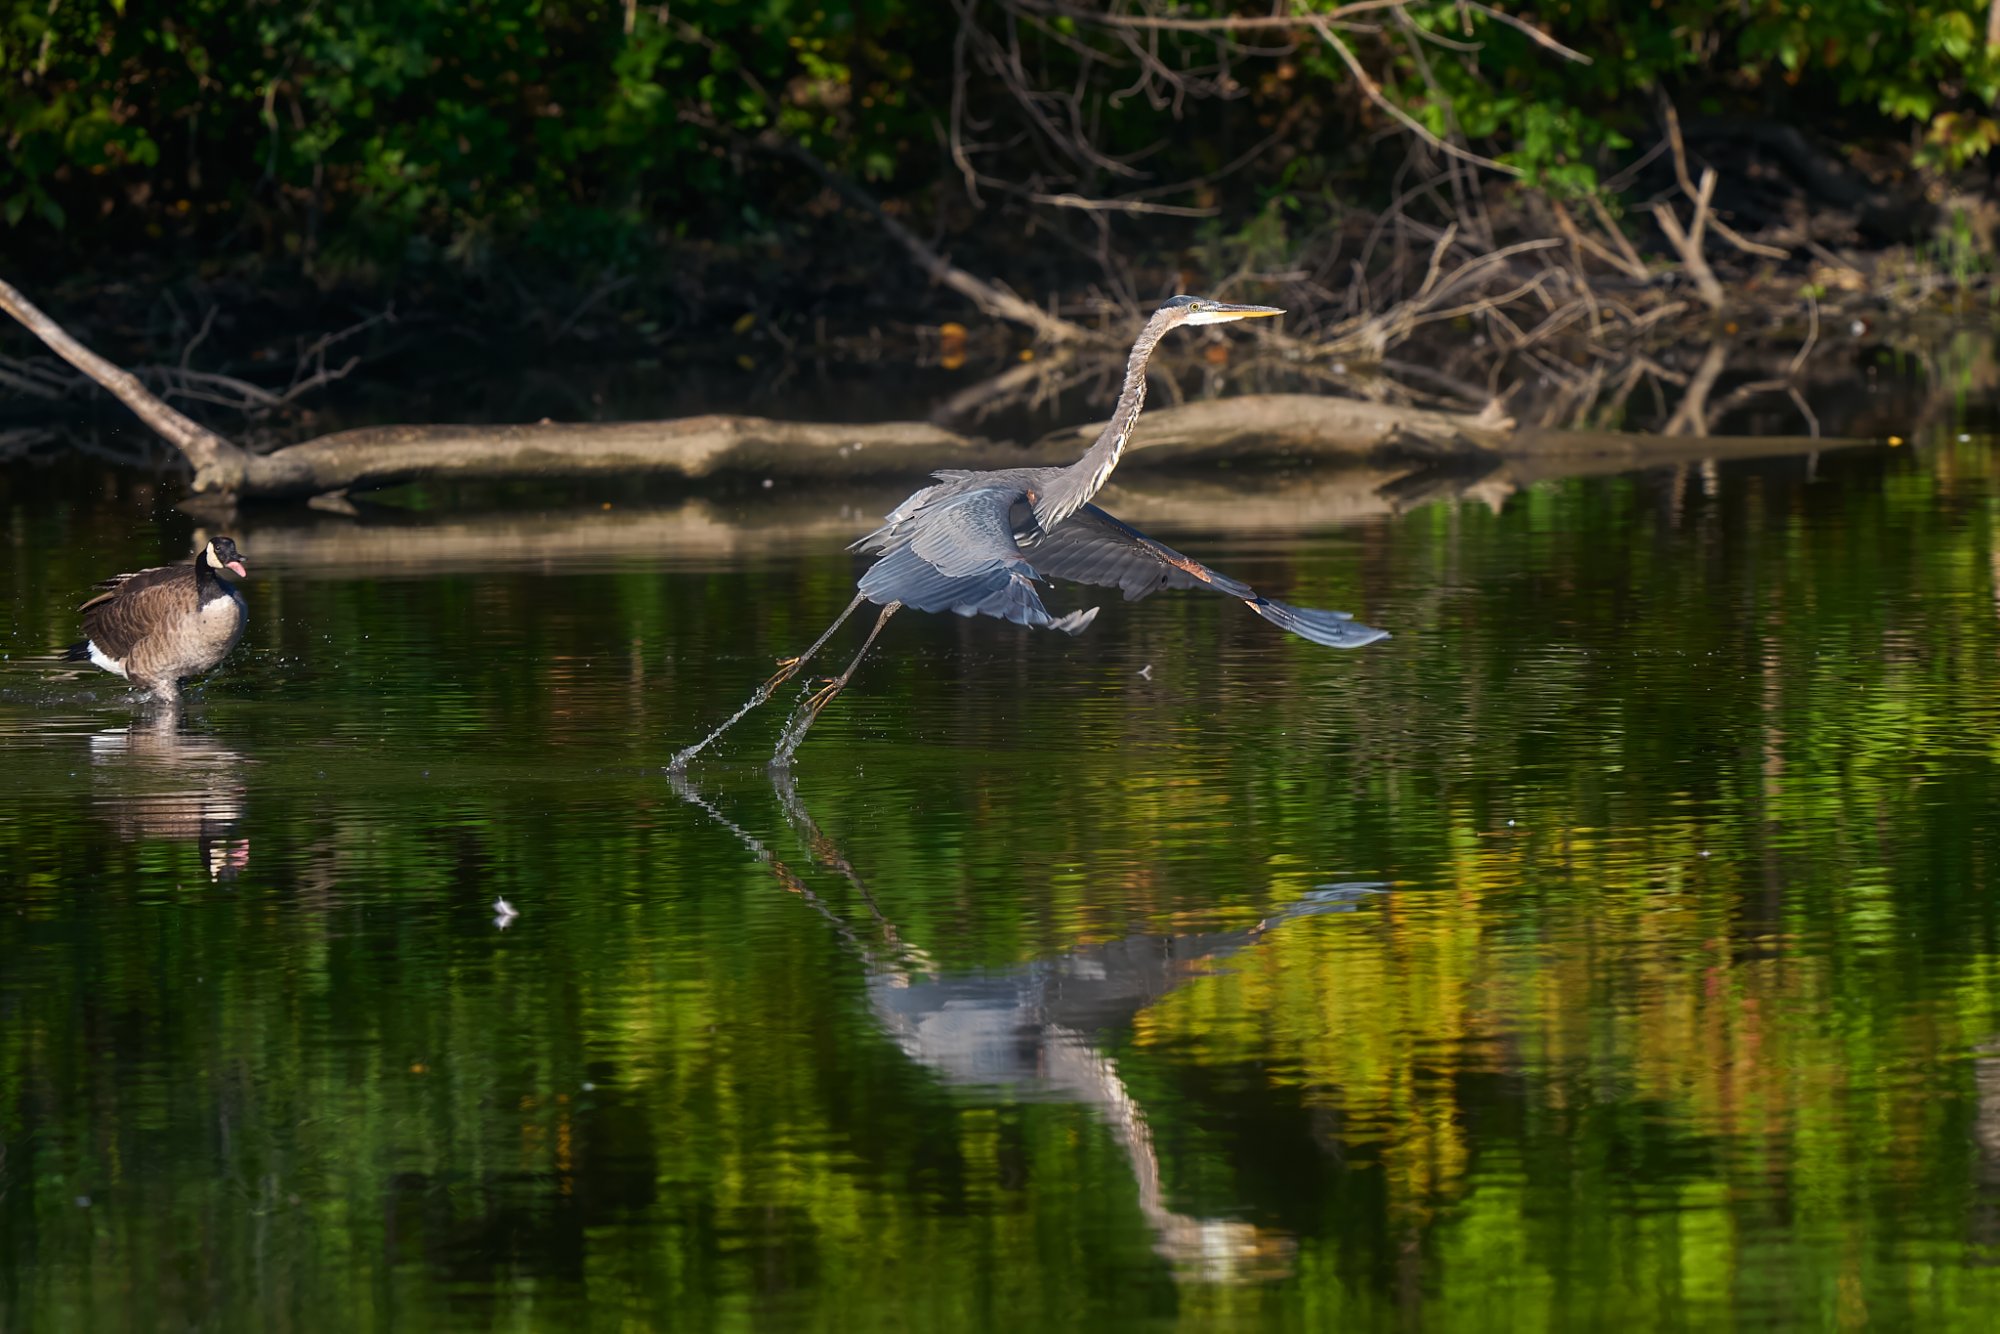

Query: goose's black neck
[{"left": 193, "top": 554, "right": 232, "bottom": 600}]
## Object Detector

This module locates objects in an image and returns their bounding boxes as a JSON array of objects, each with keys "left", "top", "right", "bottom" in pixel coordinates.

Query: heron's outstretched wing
[
  {"left": 858, "top": 487, "right": 1097, "bottom": 633},
  {"left": 1023, "top": 504, "right": 1388, "bottom": 649}
]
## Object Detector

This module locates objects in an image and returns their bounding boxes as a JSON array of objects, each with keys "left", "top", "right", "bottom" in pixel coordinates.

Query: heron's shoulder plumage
[
  {"left": 852, "top": 468, "right": 1057, "bottom": 554},
  {"left": 851, "top": 478, "right": 1095, "bottom": 634}
]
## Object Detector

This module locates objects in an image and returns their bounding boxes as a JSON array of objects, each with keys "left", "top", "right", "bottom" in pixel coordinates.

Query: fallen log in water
[
  {"left": 4, "top": 273, "right": 1862, "bottom": 506},
  {"left": 250, "top": 394, "right": 1508, "bottom": 499},
  {"left": 225, "top": 428, "right": 1872, "bottom": 576}
]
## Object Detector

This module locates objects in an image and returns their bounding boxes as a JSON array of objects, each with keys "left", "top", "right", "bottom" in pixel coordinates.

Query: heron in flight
[{"left": 672, "top": 295, "right": 1389, "bottom": 769}]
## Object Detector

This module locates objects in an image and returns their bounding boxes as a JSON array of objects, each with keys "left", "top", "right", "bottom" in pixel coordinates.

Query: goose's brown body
[{"left": 64, "top": 538, "right": 248, "bottom": 703}]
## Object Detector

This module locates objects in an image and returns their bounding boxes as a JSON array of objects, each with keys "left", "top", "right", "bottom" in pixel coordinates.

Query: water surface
[{"left": 3, "top": 420, "right": 2000, "bottom": 1329}]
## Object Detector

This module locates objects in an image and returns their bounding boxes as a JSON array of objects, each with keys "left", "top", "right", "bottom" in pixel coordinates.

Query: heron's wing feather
[
  {"left": 859, "top": 547, "right": 1067, "bottom": 628},
  {"left": 1022, "top": 504, "right": 1254, "bottom": 600},
  {"left": 1026, "top": 504, "right": 1389, "bottom": 649},
  {"left": 857, "top": 488, "right": 1095, "bottom": 633},
  {"left": 859, "top": 487, "right": 1031, "bottom": 611},
  {"left": 908, "top": 489, "right": 1028, "bottom": 578}
]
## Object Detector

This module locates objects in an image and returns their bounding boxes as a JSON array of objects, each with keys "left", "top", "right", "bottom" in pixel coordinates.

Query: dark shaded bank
[
  {"left": 1, "top": 271, "right": 1942, "bottom": 518},
  {"left": 8, "top": 2, "right": 2000, "bottom": 492}
]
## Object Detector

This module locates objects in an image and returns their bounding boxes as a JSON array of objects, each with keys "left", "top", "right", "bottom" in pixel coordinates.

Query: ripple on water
[{"left": 5, "top": 440, "right": 2000, "bottom": 1326}]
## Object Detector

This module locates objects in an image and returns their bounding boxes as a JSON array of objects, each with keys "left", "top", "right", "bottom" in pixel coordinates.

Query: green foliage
[
  {"left": 0, "top": 0, "right": 943, "bottom": 265},
  {"left": 1731, "top": 0, "right": 2000, "bottom": 166},
  {"left": 1365, "top": 0, "right": 2000, "bottom": 184},
  {"left": 4, "top": 1, "right": 2000, "bottom": 266}
]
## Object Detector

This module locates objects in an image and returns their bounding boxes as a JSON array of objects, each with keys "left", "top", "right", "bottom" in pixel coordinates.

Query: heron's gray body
[
  {"left": 854, "top": 467, "right": 1097, "bottom": 631},
  {"left": 853, "top": 468, "right": 1387, "bottom": 650}
]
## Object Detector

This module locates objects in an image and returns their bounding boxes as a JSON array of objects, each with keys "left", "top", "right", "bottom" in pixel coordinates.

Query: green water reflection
[{"left": 3, "top": 434, "right": 2000, "bottom": 1330}]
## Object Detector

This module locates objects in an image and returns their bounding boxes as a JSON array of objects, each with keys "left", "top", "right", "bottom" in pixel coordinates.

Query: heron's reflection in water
[
  {"left": 675, "top": 768, "right": 1384, "bottom": 1284},
  {"left": 88, "top": 712, "right": 249, "bottom": 881}
]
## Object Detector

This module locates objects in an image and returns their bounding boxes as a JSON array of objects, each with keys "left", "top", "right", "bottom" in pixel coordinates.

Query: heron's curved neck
[{"left": 1036, "top": 314, "right": 1171, "bottom": 529}]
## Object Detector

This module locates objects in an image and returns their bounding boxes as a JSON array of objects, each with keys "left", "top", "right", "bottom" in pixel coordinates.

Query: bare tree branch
[
  {"left": 1458, "top": 2, "right": 1590, "bottom": 64},
  {"left": 1017, "top": 0, "right": 1404, "bottom": 34},
  {"left": 1661, "top": 103, "right": 1789, "bottom": 260},
  {"left": 0, "top": 274, "right": 251, "bottom": 492},
  {"left": 1304, "top": 12, "right": 1522, "bottom": 177}
]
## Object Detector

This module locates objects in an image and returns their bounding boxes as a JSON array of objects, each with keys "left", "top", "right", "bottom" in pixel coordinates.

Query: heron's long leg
[
  {"left": 770, "top": 600, "right": 901, "bottom": 768},
  {"left": 669, "top": 592, "right": 868, "bottom": 770}
]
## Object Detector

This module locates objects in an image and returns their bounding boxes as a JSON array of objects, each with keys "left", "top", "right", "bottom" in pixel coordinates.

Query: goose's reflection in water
[
  {"left": 675, "top": 769, "right": 1384, "bottom": 1284},
  {"left": 87, "top": 713, "right": 249, "bottom": 881}
]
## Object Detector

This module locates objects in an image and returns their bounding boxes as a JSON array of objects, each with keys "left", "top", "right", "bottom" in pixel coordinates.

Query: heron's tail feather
[
  {"left": 1045, "top": 607, "right": 1099, "bottom": 636},
  {"left": 952, "top": 570, "right": 1048, "bottom": 626},
  {"left": 1247, "top": 597, "right": 1389, "bottom": 649}
]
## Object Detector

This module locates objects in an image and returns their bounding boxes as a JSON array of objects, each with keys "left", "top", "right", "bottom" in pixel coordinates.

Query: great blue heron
[{"left": 672, "top": 295, "right": 1389, "bottom": 769}]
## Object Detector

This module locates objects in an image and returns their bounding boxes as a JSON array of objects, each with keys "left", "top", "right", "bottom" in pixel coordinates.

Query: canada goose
[{"left": 62, "top": 537, "right": 249, "bottom": 704}]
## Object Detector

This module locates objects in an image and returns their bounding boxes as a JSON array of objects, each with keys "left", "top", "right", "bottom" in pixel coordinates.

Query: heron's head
[
  {"left": 1155, "top": 295, "right": 1285, "bottom": 327},
  {"left": 203, "top": 536, "right": 248, "bottom": 580}
]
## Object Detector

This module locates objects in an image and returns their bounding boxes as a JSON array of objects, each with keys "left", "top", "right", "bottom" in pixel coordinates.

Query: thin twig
[
  {"left": 1459, "top": 2, "right": 1591, "bottom": 63},
  {"left": 1585, "top": 194, "right": 1652, "bottom": 278},
  {"left": 1550, "top": 199, "right": 1649, "bottom": 282},
  {"left": 0, "top": 358, "right": 71, "bottom": 399},
  {"left": 0, "top": 274, "right": 249, "bottom": 491},
  {"left": 1651, "top": 183, "right": 1726, "bottom": 312},
  {"left": 180, "top": 303, "right": 219, "bottom": 371},
  {"left": 1017, "top": 0, "right": 1405, "bottom": 34},
  {"left": 1027, "top": 191, "right": 1219, "bottom": 217},
  {"left": 1788, "top": 384, "right": 1821, "bottom": 438},
  {"left": 1788, "top": 294, "right": 1820, "bottom": 377},
  {"left": 1662, "top": 102, "right": 1788, "bottom": 260},
  {"left": 1663, "top": 343, "right": 1729, "bottom": 437},
  {"left": 1306, "top": 13, "right": 1523, "bottom": 177},
  {"left": 555, "top": 273, "right": 634, "bottom": 341},
  {"left": 674, "top": 17, "right": 1108, "bottom": 347}
]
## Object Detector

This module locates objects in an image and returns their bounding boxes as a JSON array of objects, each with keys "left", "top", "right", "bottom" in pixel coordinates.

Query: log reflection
[{"left": 222, "top": 422, "right": 1870, "bottom": 579}]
